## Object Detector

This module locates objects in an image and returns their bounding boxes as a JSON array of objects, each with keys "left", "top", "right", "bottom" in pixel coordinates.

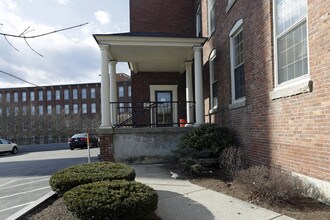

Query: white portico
[{"left": 93, "top": 33, "right": 206, "bottom": 128}]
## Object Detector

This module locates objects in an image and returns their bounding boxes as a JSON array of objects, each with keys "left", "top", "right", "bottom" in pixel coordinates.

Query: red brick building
[{"left": 94, "top": 0, "right": 329, "bottom": 196}]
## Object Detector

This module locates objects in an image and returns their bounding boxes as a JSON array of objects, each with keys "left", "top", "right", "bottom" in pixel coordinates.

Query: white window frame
[
  {"left": 271, "top": 0, "right": 311, "bottom": 99},
  {"left": 38, "top": 91, "right": 43, "bottom": 101},
  {"left": 82, "top": 104, "right": 87, "bottom": 114},
  {"left": 55, "top": 90, "right": 60, "bottom": 100},
  {"left": 91, "top": 103, "right": 96, "bottom": 113},
  {"left": 47, "top": 105, "right": 52, "bottom": 115},
  {"left": 64, "top": 89, "right": 69, "bottom": 100},
  {"left": 22, "top": 91, "right": 26, "bottom": 102},
  {"left": 73, "top": 89, "right": 78, "bottom": 99},
  {"left": 14, "top": 92, "right": 18, "bottom": 102},
  {"left": 30, "top": 91, "right": 35, "bottom": 101},
  {"left": 47, "top": 90, "right": 52, "bottom": 101},
  {"left": 82, "top": 88, "right": 87, "bottom": 99},
  {"left": 209, "top": 49, "right": 218, "bottom": 113},
  {"left": 64, "top": 104, "right": 69, "bottom": 114},
  {"left": 91, "top": 88, "right": 96, "bottom": 99},
  {"left": 229, "top": 19, "right": 246, "bottom": 109},
  {"left": 56, "top": 105, "right": 61, "bottom": 114},
  {"left": 208, "top": 0, "right": 215, "bottom": 36},
  {"left": 73, "top": 104, "right": 78, "bottom": 114}
]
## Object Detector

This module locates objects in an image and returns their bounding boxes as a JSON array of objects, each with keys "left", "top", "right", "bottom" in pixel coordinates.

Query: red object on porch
[{"left": 179, "top": 119, "right": 187, "bottom": 127}]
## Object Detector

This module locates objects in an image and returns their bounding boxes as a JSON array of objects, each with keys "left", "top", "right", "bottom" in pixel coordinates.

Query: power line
[{"left": 0, "top": 69, "right": 41, "bottom": 87}]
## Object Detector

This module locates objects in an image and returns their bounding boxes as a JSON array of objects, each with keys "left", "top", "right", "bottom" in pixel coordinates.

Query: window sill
[
  {"left": 270, "top": 78, "right": 313, "bottom": 100},
  {"left": 229, "top": 99, "right": 246, "bottom": 110},
  {"left": 226, "top": 0, "right": 237, "bottom": 13}
]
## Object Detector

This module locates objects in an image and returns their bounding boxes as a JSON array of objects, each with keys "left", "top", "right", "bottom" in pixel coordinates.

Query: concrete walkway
[{"left": 134, "top": 164, "right": 295, "bottom": 220}]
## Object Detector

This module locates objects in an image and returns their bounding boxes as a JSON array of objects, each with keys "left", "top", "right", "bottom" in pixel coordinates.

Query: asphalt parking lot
[{"left": 0, "top": 143, "right": 100, "bottom": 220}]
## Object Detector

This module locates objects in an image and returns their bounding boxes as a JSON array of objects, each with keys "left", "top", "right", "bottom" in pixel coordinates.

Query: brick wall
[
  {"left": 200, "top": 0, "right": 330, "bottom": 182},
  {"left": 130, "top": 0, "right": 195, "bottom": 37}
]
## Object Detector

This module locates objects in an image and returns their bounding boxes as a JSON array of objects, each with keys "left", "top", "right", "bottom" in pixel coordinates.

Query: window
[
  {"left": 31, "top": 106, "right": 35, "bottom": 115},
  {"left": 64, "top": 89, "right": 69, "bottom": 100},
  {"left": 0, "top": 107, "right": 2, "bottom": 116},
  {"left": 22, "top": 92, "right": 26, "bottom": 102},
  {"left": 208, "top": 0, "right": 215, "bottom": 35},
  {"left": 47, "top": 105, "right": 52, "bottom": 115},
  {"left": 14, "top": 106, "right": 18, "bottom": 116},
  {"left": 22, "top": 106, "right": 27, "bottom": 115},
  {"left": 119, "top": 103, "right": 125, "bottom": 113},
  {"left": 30, "top": 91, "right": 35, "bottom": 101},
  {"left": 6, "top": 92, "right": 10, "bottom": 102},
  {"left": 6, "top": 107, "right": 10, "bottom": 116},
  {"left": 73, "top": 104, "right": 78, "bottom": 114},
  {"left": 274, "top": 0, "right": 308, "bottom": 86},
  {"left": 209, "top": 49, "right": 218, "bottom": 111},
  {"left": 91, "top": 103, "right": 96, "bottom": 113},
  {"left": 14, "top": 92, "right": 18, "bottom": 102},
  {"left": 56, "top": 105, "right": 61, "bottom": 114},
  {"left": 38, "top": 91, "right": 43, "bottom": 101},
  {"left": 82, "top": 104, "right": 87, "bottom": 114},
  {"left": 38, "top": 106, "right": 43, "bottom": 115},
  {"left": 82, "top": 88, "right": 87, "bottom": 99},
  {"left": 226, "top": 0, "right": 237, "bottom": 13},
  {"left": 128, "top": 86, "right": 131, "bottom": 97},
  {"left": 196, "top": 4, "right": 202, "bottom": 37},
  {"left": 0, "top": 93, "right": 2, "bottom": 101},
  {"left": 64, "top": 104, "right": 69, "bottom": 114},
  {"left": 230, "top": 19, "right": 245, "bottom": 105},
  {"left": 91, "top": 88, "right": 96, "bottom": 98},
  {"left": 118, "top": 86, "right": 124, "bottom": 97},
  {"left": 56, "top": 90, "right": 60, "bottom": 100},
  {"left": 47, "top": 90, "right": 52, "bottom": 101},
  {"left": 73, "top": 89, "right": 78, "bottom": 99}
]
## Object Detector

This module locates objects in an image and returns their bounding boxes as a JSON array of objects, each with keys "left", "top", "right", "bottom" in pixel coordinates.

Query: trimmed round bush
[
  {"left": 63, "top": 180, "right": 158, "bottom": 220},
  {"left": 50, "top": 162, "right": 136, "bottom": 196}
]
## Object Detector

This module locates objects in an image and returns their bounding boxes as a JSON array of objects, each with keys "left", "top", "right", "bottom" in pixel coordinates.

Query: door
[{"left": 155, "top": 91, "right": 173, "bottom": 126}]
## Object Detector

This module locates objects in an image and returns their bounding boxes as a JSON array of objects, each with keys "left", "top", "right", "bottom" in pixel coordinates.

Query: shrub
[
  {"left": 219, "top": 146, "right": 246, "bottom": 176},
  {"left": 177, "top": 124, "right": 235, "bottom": 157},
  {"left": 235, "top": 165, "right": 323, "bottom": 204},
  {"left": 175, "top": 124, "right": 236, "bottom": 175},
  {"left": 50, "top": 162, "right": 136, "bottom": 196},
  {"left": 63, "top": 180, "right": 158, "bottom": 220}
]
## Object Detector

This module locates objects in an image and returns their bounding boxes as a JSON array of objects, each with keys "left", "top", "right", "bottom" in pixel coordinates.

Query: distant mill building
[{"left": 0, "top": 73, "right": 131, "bottom": 145}]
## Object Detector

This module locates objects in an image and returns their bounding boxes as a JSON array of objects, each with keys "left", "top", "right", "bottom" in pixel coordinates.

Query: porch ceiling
[{"left": 93, "top": 33, "right": 206, "bottom": 73}]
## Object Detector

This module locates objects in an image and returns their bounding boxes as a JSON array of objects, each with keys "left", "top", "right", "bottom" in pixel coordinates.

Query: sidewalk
[{"left": 134, "top": 164, "right": 295, "bottom": 220}]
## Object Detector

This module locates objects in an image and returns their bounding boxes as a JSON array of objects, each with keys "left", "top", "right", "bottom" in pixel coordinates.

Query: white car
[{"left": 0, "top": 139, "right": 18, "bottom": 154}]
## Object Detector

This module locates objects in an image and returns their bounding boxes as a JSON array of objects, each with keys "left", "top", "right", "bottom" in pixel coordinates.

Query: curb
[{"left": 6, "top": 191, "right": 55, "bottom": 220}]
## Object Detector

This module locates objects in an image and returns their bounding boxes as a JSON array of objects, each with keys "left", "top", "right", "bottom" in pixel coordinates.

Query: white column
[
  {"left": 193, "top": 47, "right": 204, "bottom": 126},
  {"left": 185, "top": 62, "right": 194, "bottom": 125},
  {"left": 100, "top": 45, "right": 110, "bottom": 127},
  {"left": 109, "top": 60, "right": 118, "bottom": 126}
]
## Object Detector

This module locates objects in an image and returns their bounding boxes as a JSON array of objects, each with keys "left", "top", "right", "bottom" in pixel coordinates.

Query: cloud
[
  {"left": 56, "top": 0, "right": 70, "bottom": 5},
  {"left": 94, "top": 10, "right": 111, "bottom": 25}
]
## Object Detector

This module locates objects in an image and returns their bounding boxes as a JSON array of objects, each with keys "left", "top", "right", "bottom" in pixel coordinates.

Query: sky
[{"left": 0, "top": 0, "right": 130, "bottom": 88}]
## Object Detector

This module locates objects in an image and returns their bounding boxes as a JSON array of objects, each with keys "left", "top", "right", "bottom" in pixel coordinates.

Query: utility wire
[{"left": 0, "top": 69, "right": 41, "bottom": 88}]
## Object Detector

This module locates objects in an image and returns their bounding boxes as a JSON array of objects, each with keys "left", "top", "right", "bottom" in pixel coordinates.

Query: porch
[{"left": 93, "top": 32, "right": 206, "bottom": 162}]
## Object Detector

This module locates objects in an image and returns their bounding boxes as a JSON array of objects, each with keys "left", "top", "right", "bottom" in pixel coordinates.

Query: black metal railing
[{"left": 110, "top": 101, "right": 195, "bottom": 128}]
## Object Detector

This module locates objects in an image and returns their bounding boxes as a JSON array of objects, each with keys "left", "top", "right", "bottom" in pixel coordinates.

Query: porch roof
[{"left": 93, "top": 32, "right": 206, "bottom": 73}]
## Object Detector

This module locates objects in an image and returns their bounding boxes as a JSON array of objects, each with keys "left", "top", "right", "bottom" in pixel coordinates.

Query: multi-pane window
[
  {"left": 82, "top": 88, "right": 87, "bottom": 99},
  {"left": 209, "top": 50, "right": 218, "bottom": 110},
  {"left": 39, "top": 91, "right": 43, "bottom": 101},
  {"left": 275, "top": 0, "right": 308, "bottom": 85},
  {"left": 73, "top": 89, "right": 78, "bottom": 99},
  {"left": 56, "top": 90, "right": 60, "bottom": 100},
  {"left": 39, "top": 106, "right": 43, "bottom": 115},
  {"left": 47, "top": 90, "right": 52, "bottom": 101},
  {"left": 73, "top": 104, "right": 78, "bottom": 114},
  {"left": 64, "top": 89, "right": 69, "bottom": 100},
  {"left": 196, "top": 4, "right": 202, "bottom": 37},
  {"left": 47, "top": 105, "right": 52, "bottom": 115},
  {"left": 230, "top": 19, "right": 245, "bottom": 103},
  {"left": 31, "top": 106, "right": 35, "bottom": 115},
  {"left": 64, "top": 104, "right": 69, "bottom": 114},
  {"left": 30, "top": 91, "right": 35, "bottom": 101},
  {"left": 91, "top": 103, "right": 96, "bottom": 113},
  {"left": 22, "top": 106, "right": 27, "bottom": 115},
  {"left": 6, "top": 92, "right": 10, "bottom": 102},
  {"left": 118, "top": 86, "right": 124, "bottom": 97},
  {"left": 91, "top": 88, "right": 96, "bottom": 98},
  {"left": 208, "top": 0, "right": 215, "bottom": 35},
  {"left": 22, "top": 92, "right": 26, "bottom": 102},
  {"left": 119, "top": 103, "right": 125, "bottom": 113},
  {"left": 128, "top": 86, "right": 131, "bottom": 97},
  {"left": 82, "top": 104, "right": 87, "bottom": 114},
  {"left": 14, "top": 92, "right": 18, "bottom": 102},
  {"left": 56, "top": 105, "right": 61, "bottom": 114}
]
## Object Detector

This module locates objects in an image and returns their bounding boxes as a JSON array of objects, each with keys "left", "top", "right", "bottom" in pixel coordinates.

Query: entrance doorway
[{"left": 155, "top": 91, "right": 173, "bottom": 126}]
